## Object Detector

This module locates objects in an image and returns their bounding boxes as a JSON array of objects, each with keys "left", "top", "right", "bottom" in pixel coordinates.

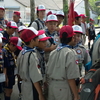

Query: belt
[{"left": 49, "top": 78, "right": 66, "bottom": 81}]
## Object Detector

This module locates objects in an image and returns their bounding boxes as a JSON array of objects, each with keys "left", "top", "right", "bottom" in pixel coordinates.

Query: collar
[
  {"left": 38, "top": 18, "right": 44, "bottom": 23},
  {"left": 45, "top": 29, "right": 55, "bottom": 36},
  {"left": 57, "top": 43, "right": 73, "bottom": 51},
  {"left": 3, "top": 44, "right": 12, "bottom": 53},
  {"left": 22, "top": 46, "right": 35, "bottom": 55},
  {"left": 36, "top": 47, "right": 44, "bottom": 54},
  {"left": 0, "top": 18, "right": 4, "bottom": 21},
  {"left": 73, "top": 44, "right": 79, "bottom": 49}
]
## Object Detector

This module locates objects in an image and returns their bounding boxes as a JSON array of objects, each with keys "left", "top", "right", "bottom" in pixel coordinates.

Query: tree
[
  {"left": 84, "top": 0, "right": 90, "bottom": 23},
  {"left": 63, "top": 0, "right": 68, "bottom": 25},
  {"left": 30, "top": 0, "right": 35, "bottom": 22}
]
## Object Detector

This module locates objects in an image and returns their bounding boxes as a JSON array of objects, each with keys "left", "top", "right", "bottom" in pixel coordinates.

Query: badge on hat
[
  {"left": 74, "top": 26, "right": 79, "bottom": 31},
  {"left": 76, "top": 49, "right": 82, "bottom": 54}
]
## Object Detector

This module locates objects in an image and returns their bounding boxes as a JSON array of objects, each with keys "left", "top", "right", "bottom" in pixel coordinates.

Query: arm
[
  {"left": 44, "top": 44, "right": 57, "bottom": 52},
  {"left": 68, "top": 79, "right": 79, "bottom": 100},
  {"left": 33, "top": 82, "right": 45, "bottom": 100}
]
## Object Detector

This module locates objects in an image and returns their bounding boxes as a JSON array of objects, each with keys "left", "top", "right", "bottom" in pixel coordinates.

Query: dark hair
[
  {"left": 24, "top": 36, "right": 38, "bottom": 45},
  {"left": 6, "top": 26, "right": 12, "bottom": 29},
  {"left": 57, "top": 15, "right": 64, "bottom": 19},
  {"left": 60, "top": 32, "right": 72, "bottom": 44},
  {"left": 36, "top": 11, "right": 39, "bottom": 17},
  {"left": 75, "top": 16, "right": 81, "bottom": 21}
]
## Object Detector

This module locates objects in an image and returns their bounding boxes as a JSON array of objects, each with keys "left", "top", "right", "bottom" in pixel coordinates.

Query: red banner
[{"left": 67, "top": 0, "right": 75, "bottom": 26}]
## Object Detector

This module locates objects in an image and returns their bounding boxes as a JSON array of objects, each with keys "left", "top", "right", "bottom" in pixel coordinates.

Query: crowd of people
[{"left": 0, "top": 4, "right": 98, "bottom": 100}]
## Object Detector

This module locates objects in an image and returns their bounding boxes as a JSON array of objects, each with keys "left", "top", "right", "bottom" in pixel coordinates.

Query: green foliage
[{"left": 89, "top": 0, "right": 100, "bottom": 15}]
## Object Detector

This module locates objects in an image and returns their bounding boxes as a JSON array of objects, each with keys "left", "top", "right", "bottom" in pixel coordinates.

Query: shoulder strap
[
  {"left": 34, "top": 20, "right": 39, "bottom": 30},
  {"left": 28, "top": 52, "right": 33, "bottom": 65}
]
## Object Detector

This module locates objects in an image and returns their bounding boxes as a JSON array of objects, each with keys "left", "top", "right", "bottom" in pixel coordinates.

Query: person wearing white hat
[
  {"left": 0, "top": 6, "right": 8, "bottom": 30},
  {"left": 30, "top": 5, "right": 46, "bottom": 31},
  {"left": 72, "top": 25, "right": 91, "bottom": 77},
  {"left": 45, "top": 14, "right": 59, "bottom": 62},
  {"left": 56, "top": 11, "right": 64, "bottom": 27},
  {"left": 17, "top": 27, "right": 45, "bottom": 100},
  {"left": 18, "top": 26, "right": 26, "bottom": 37},
  {"left": 2, "top": 21, "right": 18, "bottom": 46}
]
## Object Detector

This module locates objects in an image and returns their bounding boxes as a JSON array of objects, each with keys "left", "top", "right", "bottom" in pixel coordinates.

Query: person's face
[
  {"left": 38, "top": 10, "right": 45, "bottom": 18},
  {"left": 38, "top": 40, "right": 47, "bottom": 50},
  {"left": 9, "top": 44, "right": 17, "bottom": 52},
  {"left": 72, "top": 33, "right": 82, "bottom": 45},
  {"left": 75, "top": 17, "right": 81, "bottom": 25},
  {"left": 13, "top": 14, "right": 20, "bottom": 22},
  {"left": 57, "top": 16, "right": 64, "bottom": 26},
  {"left": 46, "top": 21, "right": 58, "bottom": 33},
  {"left": 0, "top": 9, "right": 5, "bottom": 18},
  {"left": 8, "top": 28, "right": 17, "bottom": 35},
  {"left": 82, "top": 17, "right": 87, "bottom": 22}
]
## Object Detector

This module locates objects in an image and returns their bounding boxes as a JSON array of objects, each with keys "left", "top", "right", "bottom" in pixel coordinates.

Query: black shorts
[{"left": 4, "top": 76, "right": 15, "bottom": 89}]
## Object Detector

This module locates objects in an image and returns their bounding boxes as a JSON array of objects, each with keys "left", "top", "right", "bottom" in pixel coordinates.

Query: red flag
[{"left": 67, "top": 0, "right": 75, "bottom": 26}]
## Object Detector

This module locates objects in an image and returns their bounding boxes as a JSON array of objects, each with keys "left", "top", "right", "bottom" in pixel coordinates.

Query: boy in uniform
[
  {"left": 3, "top": 37, "right": 22, "bottom": 100},
  {"left": 2, "top": 21, "right": 18, "bottom": 46},
  {"left": 46, "top": 25, "right": 80, "bottom": 100},
  {"left": 45, "top": 14, "right": 59, "bottom": 62},
  {"left": 0, "top": 6, "right": 8, "bottom": 30},
  {"left": 31, "top": 5, "right": 46, "bottom": 30},
  {"left": 72, "top": 25, "right": 91, "bottom": 74},
  {"left": 17, "top": 27, "right": 45, "bottom": 100}
]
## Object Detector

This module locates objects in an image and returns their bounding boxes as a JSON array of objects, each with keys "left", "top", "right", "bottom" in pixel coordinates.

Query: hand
[
  {"left": 50, "top": 44, "right": 57, "bottom": 51},
  {"left": 5, "top": 77, "right": 9, "bottom": 87},
  {"left": 39, "top": 94, "right": 45, "bottom": 100}
]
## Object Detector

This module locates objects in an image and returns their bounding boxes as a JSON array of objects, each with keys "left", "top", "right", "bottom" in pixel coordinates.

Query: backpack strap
[
  {"left": 34, "top": 20, "right": 39, "bottom": 30},
  {"left": 28, "top": 51, "right": 33, "bottom": 65},
  {"left": 94, "top": 84, "right": 100, "bottom": 100}
]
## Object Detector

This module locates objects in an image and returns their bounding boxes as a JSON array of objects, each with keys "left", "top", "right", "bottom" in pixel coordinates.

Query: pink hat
[
  {"left": 60, "top": 25, "right": 75, "bottom": 38},
  {"left": 80, "top": 14, "right": 87, "bottom": 18},
  {"left": 38, "top": 30, "right": 51, "bottom": 41},
  {"left": 56, "top": 11, "right": 64, "bottom": 17},
  {"left": 90, "top": 18, "right": 94, "bottom": 21},
  {"left": 0, "top": 6, "right": 5, "bottom": 10},
  {"left": 37, "top": 5, "right": 46, "bottom": 11},
  {"left": 74, "top": 11, "right": 81, "bottom": 18},
  {"left": 18, "top": 26, "right": 26, "bottom": 33},
  {"left": 21, "top": 27, "right": 43, "bottom": 42},
  {"left": 46, "top": 14, "right": 58, "bottom": 22},
  {"left": 7, "top": 21, "right": 18, "bottom": 29},
  {"left": 9, "top": 37, "right": 22, "bottom": 50},
  {"left": 14, "top": 11, "right": 21, "bottom": 18},
  {"left": 72, "top": 25, "right": 83, "bottom": 34},
  {"left": 47, "top": 11, "right": 52, "bottom": 16}
]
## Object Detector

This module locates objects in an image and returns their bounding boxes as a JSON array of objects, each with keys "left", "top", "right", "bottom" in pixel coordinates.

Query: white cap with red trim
[
  {"left": 46, "top": 14, "right": 58, "bottom": 22},
  {"left": 9, "top": 37, "right": 22, "bottom": 50},
  {"left": 7, "top": 21, "right": 18, "bottom": 29},
  {"left": 37, "top": 5, "right": 46, "bottom": 11},
  {"left": 72, "top": 25, "right": 83, "bottom": 34},
  {"left": 38, "top": 30, "right": 51, "bottom": 41},
  {"left": 0, "top": 6, "right": 5, "bottom": 10},
  {"left": 56, "top": 11, "right": 64, "bottom": 17},
  {"left": 18, "top": 26, "right": 26, "bottom": 33}
]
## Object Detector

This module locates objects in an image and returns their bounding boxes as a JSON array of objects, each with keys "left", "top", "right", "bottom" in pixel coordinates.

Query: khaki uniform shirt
[
  {"left": 17, "top": 50, "right": 42, "bottom": 100},
  {"left": 31, "top": 19, "right": 46, "bottom": 30},
  {"left": 74, "top": 45, "right": 91, "bottom": 70},
  {"left": 46, "top": 47, "right": 80, "bottom": 80}
]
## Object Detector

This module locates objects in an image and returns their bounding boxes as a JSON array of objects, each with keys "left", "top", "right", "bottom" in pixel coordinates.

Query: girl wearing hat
[
  {"left": 31, "top": 5, "right": 46, "bottom": 30},
  {"left": 46, "top": 25, "right": 80, "bottom": 100}
]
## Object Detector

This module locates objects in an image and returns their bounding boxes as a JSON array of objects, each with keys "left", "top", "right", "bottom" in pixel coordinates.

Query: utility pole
[
  {"left": 63, "top": 0, "right": 68, "bottom": 25},
  {"left": 30, "top": 0, "right": 35, "bottom": 22}
]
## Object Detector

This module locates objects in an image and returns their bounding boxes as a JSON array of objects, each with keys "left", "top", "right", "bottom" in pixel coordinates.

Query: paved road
[{"left": 0, "top": 28, "right": 100, "bottom": 100}]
